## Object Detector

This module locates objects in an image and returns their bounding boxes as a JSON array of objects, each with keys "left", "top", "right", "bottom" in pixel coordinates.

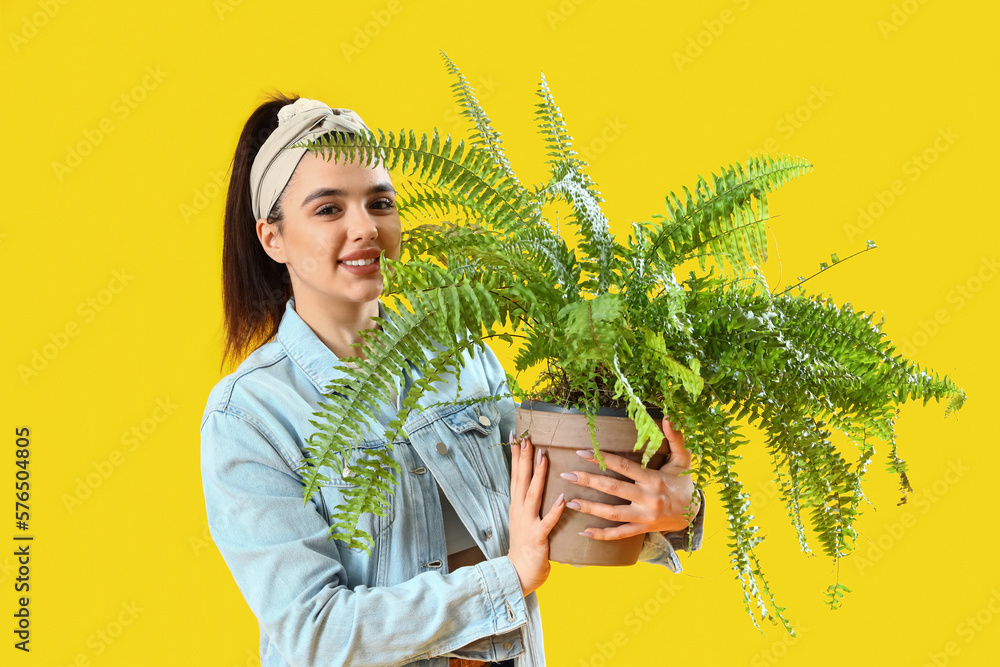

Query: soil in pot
[{"left": 515, "top": 401, "right": 668, "bottom": 566}]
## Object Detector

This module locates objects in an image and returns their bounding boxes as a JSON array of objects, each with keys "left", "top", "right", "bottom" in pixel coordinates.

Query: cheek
[
  {"left": 388, "top": 238, "right": 402, "bottom": 261},
  {"left": 383, "top": 223, "right": 402, "bottom": 260},
  {"left": 303, "top": 228, "right": 341, "bottom": 257}
]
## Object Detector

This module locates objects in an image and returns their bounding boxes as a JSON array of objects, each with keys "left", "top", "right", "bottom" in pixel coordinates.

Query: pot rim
[{"left": 517, "top": 399, "right": 664, "bottom": 421}]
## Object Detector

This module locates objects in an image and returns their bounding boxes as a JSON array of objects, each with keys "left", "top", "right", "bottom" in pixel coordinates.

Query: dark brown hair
[{"left": 220, "top": 91, "right": 301, "bottom": 372}]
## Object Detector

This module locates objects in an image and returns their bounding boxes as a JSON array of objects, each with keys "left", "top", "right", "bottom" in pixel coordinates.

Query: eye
[
  {"left": 316, "top": 203, "right": 340, "bottom": 216},
  {"left": 371, "top": 197, "right": 395, "bottom": 211}
]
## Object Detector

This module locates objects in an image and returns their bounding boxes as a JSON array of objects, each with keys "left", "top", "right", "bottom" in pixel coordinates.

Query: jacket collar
[{"left": 275, "top": 295, "right": 387, "bottom": 394}]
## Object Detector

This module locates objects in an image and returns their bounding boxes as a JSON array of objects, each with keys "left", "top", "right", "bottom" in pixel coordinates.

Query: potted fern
[{"left": 296, "top": 53, "right": 966, "bottom": 631}]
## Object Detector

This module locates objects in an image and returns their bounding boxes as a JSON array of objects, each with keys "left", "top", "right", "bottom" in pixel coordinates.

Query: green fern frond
[
  {"left": 440, "top": 50, "right": 519, "bottom": 186},
  {"left": 297, "top": 57, "right": 965, "bottom": 632},
  {"left": 534, "top": 74, "right": 617, "bottom": 293},
  {"left": 642, "top": 154, "right": 813, "bottom": 276}
]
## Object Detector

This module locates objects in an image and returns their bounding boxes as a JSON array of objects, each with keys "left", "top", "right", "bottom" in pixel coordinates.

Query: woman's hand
[
  {"left": 564, "top": 418, "right": 700, "bottom": 539},
  {"left": 507, "top": 433, "right": 565, "bottom": 597}
]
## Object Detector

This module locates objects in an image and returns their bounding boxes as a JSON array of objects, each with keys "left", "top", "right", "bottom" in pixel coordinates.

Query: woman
[{"left": 200, "top": 94, "right": 704, "bottom": 667}]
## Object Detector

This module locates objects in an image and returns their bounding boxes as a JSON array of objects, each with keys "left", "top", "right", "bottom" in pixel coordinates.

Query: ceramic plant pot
[{"left": 515, "top": 400, "right": 668, "bottom": 566}]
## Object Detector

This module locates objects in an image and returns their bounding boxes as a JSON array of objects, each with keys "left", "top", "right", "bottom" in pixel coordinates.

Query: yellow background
[{"left": 3, "top": 0, "right": 998, "bottom": 665}]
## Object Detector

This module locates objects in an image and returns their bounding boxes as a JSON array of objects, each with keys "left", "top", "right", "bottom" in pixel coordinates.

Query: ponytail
[{"left": 220, "top": 91, "right": 300, "bottom": 372}]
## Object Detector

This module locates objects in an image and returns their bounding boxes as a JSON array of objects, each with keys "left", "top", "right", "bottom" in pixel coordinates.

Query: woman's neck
[{"left": 292, "top": 292, "right": 380, "bottom": 360}]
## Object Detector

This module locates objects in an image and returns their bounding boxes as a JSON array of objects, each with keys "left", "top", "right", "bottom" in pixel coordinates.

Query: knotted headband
[{"left": 249, "top": 98, "right": 373, "bottom": 221}]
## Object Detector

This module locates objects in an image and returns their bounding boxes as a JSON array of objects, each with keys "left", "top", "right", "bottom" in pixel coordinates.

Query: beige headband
[{"left": 249, "top": 98, "right": 373, "bottom": 221}]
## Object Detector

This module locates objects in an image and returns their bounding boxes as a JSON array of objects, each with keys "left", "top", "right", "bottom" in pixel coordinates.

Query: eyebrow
[{"left": 300, "top": 183, "right": 396, "bottom": 209}]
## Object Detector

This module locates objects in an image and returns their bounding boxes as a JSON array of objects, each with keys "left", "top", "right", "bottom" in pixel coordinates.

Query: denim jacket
[{"left": 200, "top": 296, "right": 704, "bottom": 667}]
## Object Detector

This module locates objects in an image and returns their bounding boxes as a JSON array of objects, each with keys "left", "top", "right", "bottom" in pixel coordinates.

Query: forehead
[{"left": 287, "top": 152, "right": 391, "bottom": 195}]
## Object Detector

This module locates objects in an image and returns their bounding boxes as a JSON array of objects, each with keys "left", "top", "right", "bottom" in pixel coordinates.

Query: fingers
[
  {"left": 539, "top": 491, "right": 566, "bottom": 533},
  {"left": 562, "top": 464, "right": 643, "bottom": 503},
  {"left": 574, "top": 449, "right": 652, "bottom": 483},
  {"left": 580, "top": 522, "right": 646, "bottom": 541},
  {"left": 565, "top": 496, "right": 646, "bottom": 524},
  {"left": 509, "top": 432, "right": 533, "bottom": 507},
  {"left": 662, "top": 418, "right": 692, "bottom": 470},
  {"left": 524, "top": 445, "right": 547, "bottom": 510}
]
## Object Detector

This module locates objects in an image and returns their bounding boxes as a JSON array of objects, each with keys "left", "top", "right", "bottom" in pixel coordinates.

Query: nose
[{"left": 346, "top": 207, "right": 378, "bottom": 242}]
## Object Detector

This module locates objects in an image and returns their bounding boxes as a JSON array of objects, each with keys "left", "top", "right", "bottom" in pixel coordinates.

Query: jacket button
[
  {"left": 484, "top": 526, "right": 493, "bottom": 540},
  {"left": 436, "top": 442, "right": 448, "bottom": 455},
  {"left": 478, "top": 415, "right": 492, "bottom": 427},
  {"left": 503, "top": 642, "right": 513, "bottom": 650}
]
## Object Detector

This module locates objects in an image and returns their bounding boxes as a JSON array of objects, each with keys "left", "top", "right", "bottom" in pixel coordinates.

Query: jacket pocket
[
  {"left": 439, "top": 400, "right": 502, "bottom": 439},
  {"left": 438, "top": 400, "right": 508, "bottom": 492}
]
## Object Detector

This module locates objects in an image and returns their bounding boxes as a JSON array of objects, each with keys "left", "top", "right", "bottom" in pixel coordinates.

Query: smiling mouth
[{"left": 340, "top": 258, "right": 378, "bottom": 267}]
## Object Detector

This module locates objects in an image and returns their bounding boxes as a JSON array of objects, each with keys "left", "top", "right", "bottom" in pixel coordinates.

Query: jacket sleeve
[
  {"left": 637, "top": 488, "right": 706, "bottom": 572},
  {"left": 200, "top": 408, "right": 528, "bottom": 667}
]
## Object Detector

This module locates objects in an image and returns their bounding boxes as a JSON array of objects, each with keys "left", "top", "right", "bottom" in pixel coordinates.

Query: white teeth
[{"left": 342, "top": 258, "right": 376, "bottom": 266}]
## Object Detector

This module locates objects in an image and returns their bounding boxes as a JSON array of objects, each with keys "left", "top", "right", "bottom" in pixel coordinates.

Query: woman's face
[{"left": 257, "top": 152, "right": 402, "bottom": 309}]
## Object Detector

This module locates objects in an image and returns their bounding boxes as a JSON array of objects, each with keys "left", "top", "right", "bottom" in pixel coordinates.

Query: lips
[
  {"left": 337, "top": 248, "right": 383, "bottom": 276},
  {"left": 338, "top": 248, "right": 382, "bottom": 263}
]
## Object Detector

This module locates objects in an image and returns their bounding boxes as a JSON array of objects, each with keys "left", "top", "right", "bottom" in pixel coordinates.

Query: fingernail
[
  {"left": 566, "top": 501, "right": 581, "bottom": 510},
  {"left": 578, "top": 530, "right": 593, "bottom": 538},
  {"left": 521, "top": 438, "right": 527, "bottom": 450},
  {"left": 536, "top": 449, "right": 543, "bottom": 466},
  {"left": 575, "top": 449, "right": 594, "bottom": 458},
  {"left": 509, "top": 429, "right": 516, "bottom": 444},
  {"left": 560, "top": 472, "right": 579, "bottom": 482},
  {"left": 555, "top": 493, "right": 565, "bottom": 506}
]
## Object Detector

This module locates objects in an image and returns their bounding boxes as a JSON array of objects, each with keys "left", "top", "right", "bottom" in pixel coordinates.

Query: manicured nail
[
  {"left": 521, "top": 438, "right": 527, "bottom": 450},
  {"left": 578, "top": 530, "right": 593, "bottom": 538},
  {"left": 509, "top": 429, "right": 516, "bottom": 444},
  {"left": 555, "top": 493, "right": 565, "bottom": 506},
  {"left": 576, "top": 449, "right": 594, "bottom": 458},
  {"left": 560, "top": 472, "right": 579, "bottom": 482},
  {"left": 536, "top": 449, "right": 543, "bottom": 466},
  {"left": 566, "top": 501, "right": 581, "bottom": 510}
]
